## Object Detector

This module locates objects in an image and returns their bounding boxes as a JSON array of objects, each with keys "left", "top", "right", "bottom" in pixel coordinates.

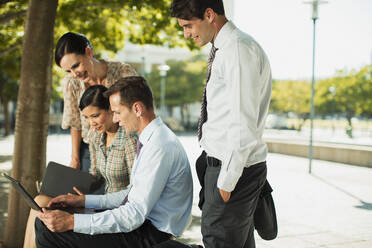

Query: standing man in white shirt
[
  {"left": 35, "top": 76, "right": 193, "bottom": 248},
  {"left": 171, "top": 0, "right": 272, "bottom": 247}
]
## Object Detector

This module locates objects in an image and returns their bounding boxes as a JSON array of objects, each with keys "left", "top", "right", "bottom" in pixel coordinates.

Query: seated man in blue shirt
[{"left": 35, "top": 76, "right": 193, "bottom": 248}]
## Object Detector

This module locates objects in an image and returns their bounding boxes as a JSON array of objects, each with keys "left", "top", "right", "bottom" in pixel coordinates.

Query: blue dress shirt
[{"left": 74, "top": 117, "right": 193, "bottom": 236}]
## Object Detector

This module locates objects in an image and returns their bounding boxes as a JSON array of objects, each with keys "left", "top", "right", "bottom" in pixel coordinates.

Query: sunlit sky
[{"left": 231, "top": 0, "right": 372, "bottom": 80}]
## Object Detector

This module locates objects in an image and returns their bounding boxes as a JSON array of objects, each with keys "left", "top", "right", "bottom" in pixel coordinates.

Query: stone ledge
[{"left": 266, "top": 139, "right": 372, "bottom": 168}]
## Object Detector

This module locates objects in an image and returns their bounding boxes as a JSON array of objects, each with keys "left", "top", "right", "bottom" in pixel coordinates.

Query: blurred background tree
[
  {"left": 269, "top": 65, "right": 372, "bottom": 134},
  {"left": 148, "top": 55, "right": 207, "bottom": 129},
  {"left": 0, "top": 53, "right": 20, "bottom": 136},
  {"left": 270, "top": 80, "right": 310, "bottom": 131},
  {"left": 315, "top": 65, "right": 372, "bottom": 137}
]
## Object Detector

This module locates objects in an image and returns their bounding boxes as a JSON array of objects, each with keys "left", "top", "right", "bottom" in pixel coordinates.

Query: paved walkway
[
  {"left": 1, "top": 134, "right": 372, "bottom": 247},
  {"left": 179, "top": 136, "right": 372, "bottom": 247}
]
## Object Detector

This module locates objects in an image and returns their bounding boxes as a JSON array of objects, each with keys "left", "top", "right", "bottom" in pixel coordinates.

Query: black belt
[{"left": 206, "top": 156, "right": 221, "bottom": 167}]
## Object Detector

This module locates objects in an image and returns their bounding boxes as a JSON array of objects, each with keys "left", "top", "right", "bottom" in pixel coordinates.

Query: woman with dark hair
[
  {"left": 56, "top": 32, "right": 136, "bottom": 172},
  {"left": 23, "top": 85, "right": 137, "bottom": 248},
  {"left": 79, "top": 85, "right": 137, "bottom": 193}
]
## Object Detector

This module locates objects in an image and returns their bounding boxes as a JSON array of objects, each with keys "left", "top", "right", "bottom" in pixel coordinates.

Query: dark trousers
[
  {"left": 153, "top": 240, "right": 198, "bottom": 247},
  {"left": 197, "top": 152, "right": 267, "bottom": 248},
  {"left": 35, "top": 218, "right": 172, "bottom": 248},
  {"left": 79, "top": 141, "right": 91, "bottom": 173}
]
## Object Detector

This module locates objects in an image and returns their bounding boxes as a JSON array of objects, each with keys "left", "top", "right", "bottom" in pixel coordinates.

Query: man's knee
[{"left": 34, "top": 194, "right": 51, "bottom": 207}]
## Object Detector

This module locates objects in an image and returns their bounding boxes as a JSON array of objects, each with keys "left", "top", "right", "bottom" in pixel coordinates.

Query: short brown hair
[
  {"left": 170, "top": 0, "right": 225, "bottom": 20},
  {"left": 104, "top": 76, "right": 154, "bottom": 110}
]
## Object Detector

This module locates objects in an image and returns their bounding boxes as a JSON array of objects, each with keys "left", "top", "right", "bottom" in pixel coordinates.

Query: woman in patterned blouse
[
  {"left": 55, "top": 32, "right": 136, "bottom": 172},
  {"left": 80, "top": 85, "right": 137, "bottom": 193},
  {"left": 23, "top": 85, "right": 137, "bottom": 248}
]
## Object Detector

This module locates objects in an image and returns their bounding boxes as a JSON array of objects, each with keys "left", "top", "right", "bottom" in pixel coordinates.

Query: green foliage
[
  {"left": 270, "top": 65, "right": 372, "bottom": 124},
  {"left": 357, "top": 65, "right": 372, "bottom": 118},
  {"left": 0, "top": 0, "right": 200, "bottom": 103},
  {"left": 0, "top": 0, "right": 26, "bottom": 57},
  {"left": 0, "top": 51, "right": 21, "bottom": 102},
  {"left": 315, "top": 65, "right": 372, "bottom": 124},
  {"left": 270, "top": 79, "right": 310, "bottom": 119},
  {"left": 147, "top": 55, "right": 207, "bottom": 108},
  {"left": 54, "top": 0, "right": 196, "bottom": 54},
  {"left": 0, "top": 1, "right": 26, "bottom": 99},
  {"left": 54, "top": 0, "right": 198, "bottom": 56}
]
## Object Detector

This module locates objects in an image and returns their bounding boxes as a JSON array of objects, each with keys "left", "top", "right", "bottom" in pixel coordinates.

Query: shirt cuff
[
  {"left": 217, "top": 167, "right": 241, "bottom": 192},
  {"left": 85, "top": 195, "right": 99, "bottom": 209},
  {"left": 74, "top": 214, "right": 92, "bottom": 234}
]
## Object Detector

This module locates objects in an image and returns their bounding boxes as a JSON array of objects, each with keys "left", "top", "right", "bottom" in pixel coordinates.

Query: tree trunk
[
  {"left": 3, "top": 99, "right": 10, "bottom": 136},
  {"left": 4, "top": 0, "right": 58, "bottom": 246},
  {"left": 345, "top": 110, "right": 353, "bottom": 138}
]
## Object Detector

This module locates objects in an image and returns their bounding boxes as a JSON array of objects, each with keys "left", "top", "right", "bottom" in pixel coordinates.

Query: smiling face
[
  {"left": 81, "top": 105, "right": 114, "bottom": 133},
  {"left": 59, "top": 47, "right": 93, "bottom": 83},
  {"left": 177, "top": 8, "right": 216, "bottom": 47},
  {"left": 178, "top": 17, "right": 215, "bottom": 47},
  {"left": 109, "top": 92, "right": 139, "bottom": 133}
]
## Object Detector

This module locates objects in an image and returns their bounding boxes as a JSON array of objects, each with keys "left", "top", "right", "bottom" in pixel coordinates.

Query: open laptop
[
  {"left": 3, "top": 173, "right": 98, "bottom": 214},
  {"left": 3, "top": 173, "right": 44, "bottom": 212}
]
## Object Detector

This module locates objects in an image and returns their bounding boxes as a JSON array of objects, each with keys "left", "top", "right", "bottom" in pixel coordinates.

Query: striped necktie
[
  {"left": 198, "top": 44, "right": 218, "bottom": 141},
  {"left": 136, "top": 140, "right": 143, "bottom": 158}
]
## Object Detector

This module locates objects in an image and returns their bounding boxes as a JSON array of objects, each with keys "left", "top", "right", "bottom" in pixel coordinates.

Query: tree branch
[
  {"left": 0, "top": 41, "right": 22, "bottom": 56},
  {"left": 0, "top": 10, "right": 26, "bottom": 24}
]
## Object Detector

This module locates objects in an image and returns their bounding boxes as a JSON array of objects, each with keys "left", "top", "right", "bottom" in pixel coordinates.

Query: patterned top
[
  {"left": 88, "top": 127, "right": 137, "bottom": 193},
  {"left": 61, "top": 60, "right": 136, "bottom": 142}
]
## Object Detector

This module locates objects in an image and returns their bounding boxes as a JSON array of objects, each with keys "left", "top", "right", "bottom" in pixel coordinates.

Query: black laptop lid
[
  {"left": 40, "top": 161, "right": 95, "bottom": 197},
  {"left": 2, "top": 173, "right": 42, "bottom": 211}
]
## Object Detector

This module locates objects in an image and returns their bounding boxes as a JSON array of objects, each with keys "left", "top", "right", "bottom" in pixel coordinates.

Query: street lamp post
[
  {"left": 141, "top": 56, "right": 145, "bottom": 77},
  {"left": 304, "top": 0, "right": 328, "bottom": 174},
  {"left": 141, "top": 46, "right": 146, "bottom": 77},
  {"left": 158, "top": 64, "right": 170, "bottom": 118}
]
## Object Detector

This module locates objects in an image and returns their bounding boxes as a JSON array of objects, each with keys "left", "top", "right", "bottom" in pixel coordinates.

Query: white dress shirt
[
  {"left": 200, "top": 21, "right": 272, "bottom": 192},
  {"left": 74, "top": 117, "right": 193, "bottom": 236}
]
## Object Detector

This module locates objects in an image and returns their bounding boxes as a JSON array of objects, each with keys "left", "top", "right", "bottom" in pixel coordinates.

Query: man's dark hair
[
  {"left": 170, "top": 0, "right": 225, "bottom": 20},
  {"left": 79, "top": 85, "right": 110, "bottom": 111},
  {"left": 55, "top": 32, "right": 93, "bottom": 67},
  {"left": 104, "top": 76, "right": 154, "bottom": 110}
]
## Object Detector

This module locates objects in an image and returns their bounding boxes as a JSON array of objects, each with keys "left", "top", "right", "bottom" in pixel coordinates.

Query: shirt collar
[
  {"left": 98, "top": 132, "right": 106, "bottom": 148},
  {"left": 138, "top": 117, "right": 163, "bottom": 147},
  {"left": 99, "top": 126, "right": 124, "bottom": 148},
  {"left": 213, "top": 21, "right": 236, "bottom": 50}
]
